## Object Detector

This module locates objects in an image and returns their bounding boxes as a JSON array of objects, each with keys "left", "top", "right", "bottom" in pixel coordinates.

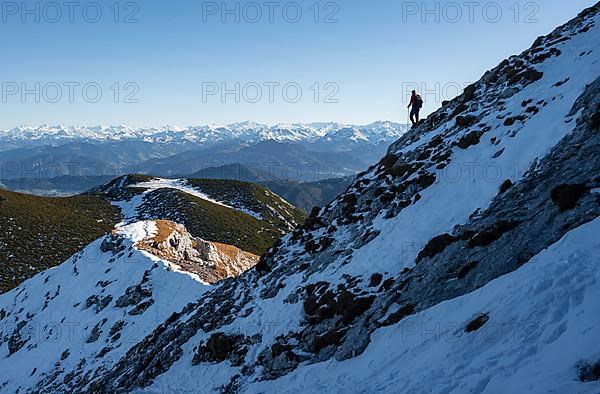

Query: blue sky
[{"left": 0, "top": 0, "right": 596, "bottom": 128}]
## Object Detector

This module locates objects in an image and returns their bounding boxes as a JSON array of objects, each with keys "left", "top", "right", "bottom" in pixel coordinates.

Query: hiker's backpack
[{"left": 415, "top": 95, "right": 424, "bottom": 109}]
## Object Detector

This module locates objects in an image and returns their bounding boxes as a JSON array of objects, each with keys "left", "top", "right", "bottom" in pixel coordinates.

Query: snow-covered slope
[
  {"left": 1, "top": 4, "right": 600, "bottom": 393},
  {"left": 0, "top": 221, "right": 208, "bottom": 392},
  {"left": 245, "top": 216, "right": 600, "bottom": 394},
  {"left": 0, "top": 219, "right": 262, "bottom": 392},
  {"left": 0, "top": 121, "right": 407, "bottom": 150}
]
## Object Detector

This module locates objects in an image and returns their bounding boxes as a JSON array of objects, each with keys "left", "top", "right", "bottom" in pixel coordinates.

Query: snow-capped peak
[{"left": 0, "top": 121, "right": 408, "bottom": 147}]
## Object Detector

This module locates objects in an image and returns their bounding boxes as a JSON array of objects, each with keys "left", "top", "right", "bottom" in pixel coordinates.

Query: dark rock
[
  {"left": 381, "top": 278, "right": 394, "bottom": 291},
  {"left": 311, "top": 329, "right": 346, "bottom": 353},
  {"left": 335, "top": 291, "right": 375, "bottom": 324},
  {"left": 457, "top": 261, "right": 479, "bottom": 279},
  {"left": 509, "top": 68, "right": 543, "bottom": 85},
  {"left": 341, "top": 194, "right": 358, "bottom": 217},
  {"left": 382, "top": 304, "right": 415, "bottom": 326},
  {"left": 465, "top": 313, "right": 489, "bottom": 333},
  {"left": 109, "top": 321, "right": 125, "bottom": 338},
  {"left": 456, "top": 131, "right": 484, "bottom": 149},
  {"left": 304, "top": 240, "right": 318, "bottom": 254},
  {"left": 417, "top": 149, "right": 431, "bottom": 161},
  {"left": 303, "top": 297, "right": 319, "bottom": 316},
  {"left": 303, "top": 214, "right": 324, "bottom": 231},
  {"left": 115, "top": 285, "right": 152, "bottom": 308},
  {"left": 96, "top": 346, "right": 112, "bottom": 358},
  {"left": 553, "top": 78, "right": 570, "bottom": 87},
  {"left": 100, "top": 235, "right": 125, "bottom": 255},
  {"left": 532, "top": 48, "right": 562, "bottom": 64},
  {"left": 462, "top": 84, "right": 477, "bottom": 102},
  {"left": 499, "top": 180, "right": 514, "bottom": 194},
  {"left": 427, "top": 135, "right": 444, "bottom": 148},
  {"left": 456, "top": 115, "right": 478, "bottom": 128},
  {"left": 591, "top": 109, "right": 600, "bottom": 129},
  {"left": 86, "top": 319, "right": 107, "bottom": 344},
  {"left": 319, "top": 237, "right": 334, "bottom": 251},
  {"left": 369, "top": 273, "right": 383, "bottom": 287},
  {"left": 63, "top": 372, "right": 75, "bottom": 384},
  {"left": 451, "top": 103, "right": 468, "bottom": 118},
  {"left": 96, "top": 280, "right": 113, "bottom": 288},
  {"left": 7, "top": 321, "right": 28, "bottom": 355},
  {"left": 128, "top": 299, "right": 155, "bottom": 315},
  {"left": 317, "top": 304, "right": 336, "bottom": 320},
  {"left": 380, "top": 153, "right": 399, "bottom": 169},
  {"left": 389, "top": 163, "right": 411, "bottom": 178},
  {"left": 503, "top": 114, "right": 526, "bottom": 128},
  {"left": 551, "top": 184, "right": 587, "bottom": 211},
  {"left": 308, "top": 206, "right": 320, "bottom": 218},
  {"left": 577, "top": 361, "right": 600, "bottom": 382},
  {"left": 416, "top": 233, "right": 459, "bottom": 263},
  {"left": 492, "top": 148, "right": 505, "bottom": 158},
  {"left": 468, "top": 221, "right": 521, "bottom": 248},
  {"left": 531, "top": 35, "right": 545, "bottom": 48},
  {"left": 193, "top": 333, "right": 248, "bottom": 366},
  {"left": 85, "top": 295, "right": 99, "bottom": 309},
  {"left": 432, "top": 150, "right": 451, "bottom": 163},
  {"left": 85, "top": 295, "right": 113, "bottom": 313},
  {"left": 379, "top": 193, "right": 395, "bottom": 204},
  {"left": 270, "top": 342, "right": 293, "bottom": 359},
  {"left": 199, "top": 333, "right": 234, "bottom": 362},
  {"left": 355, "top": 229, "right": 381, "bottom": 248},
  {"left": 416, "top": 173, "right": 436, "bottom": 189},
  {"left": 254, "top": 259, "right": 271, "bottom": 274}
]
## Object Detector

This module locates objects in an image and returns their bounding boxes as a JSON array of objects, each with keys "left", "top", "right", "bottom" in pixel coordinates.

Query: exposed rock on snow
[{"left": 135, "top": 220, "right": 259, "bottom": 283}]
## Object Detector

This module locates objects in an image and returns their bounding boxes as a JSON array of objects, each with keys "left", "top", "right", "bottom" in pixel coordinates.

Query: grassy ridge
[
  {"left": 187, "top": 178, "right": 306, "bottom": 228},
  {"left": 136, "top": 187, "right": 298, "bottom": 255},
  {"left": 0, "top": 189, "right": 120, "bottom": 292},
  {"left": 180, "top": 191, "right": 284, "bottom": 255}
]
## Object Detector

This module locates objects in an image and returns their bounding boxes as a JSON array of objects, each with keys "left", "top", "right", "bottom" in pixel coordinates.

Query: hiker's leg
[
  {"left": 416, "top": 110, "right": 420, "bottom": 124},
  {"left": 410, "top": 109, "right": 417, "bottom": 125}
]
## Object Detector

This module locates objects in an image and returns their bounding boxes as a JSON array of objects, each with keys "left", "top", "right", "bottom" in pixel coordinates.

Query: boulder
[
  {"left": 456, "top": 130, "right": 484, "bottom": 149},
  {"left": 456, "top": 115, "right": 478, "bottom": 128},
  {"left": 551, "top": 184, "right": 587, "bottom": 211},
  {"left": 465, "top": 313, "right": 489, "bottom": 333}
]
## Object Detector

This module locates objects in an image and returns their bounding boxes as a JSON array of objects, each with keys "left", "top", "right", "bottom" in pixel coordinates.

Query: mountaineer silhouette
[{"left": 407, "top": 90, "right": 424, "bottom": 128}]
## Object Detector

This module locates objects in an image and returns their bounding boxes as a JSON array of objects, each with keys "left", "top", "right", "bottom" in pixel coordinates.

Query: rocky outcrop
[{"left": 135, "top": 220, "right": 259, "bottom": 283}]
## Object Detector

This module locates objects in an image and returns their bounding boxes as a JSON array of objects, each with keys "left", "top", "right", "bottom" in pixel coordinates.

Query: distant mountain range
[
  {"left": 0, "top": 122, "right": 408, "bottom": 183},
  {"left": 0, "top": 121, "right": 407, "bottom": 150}
]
